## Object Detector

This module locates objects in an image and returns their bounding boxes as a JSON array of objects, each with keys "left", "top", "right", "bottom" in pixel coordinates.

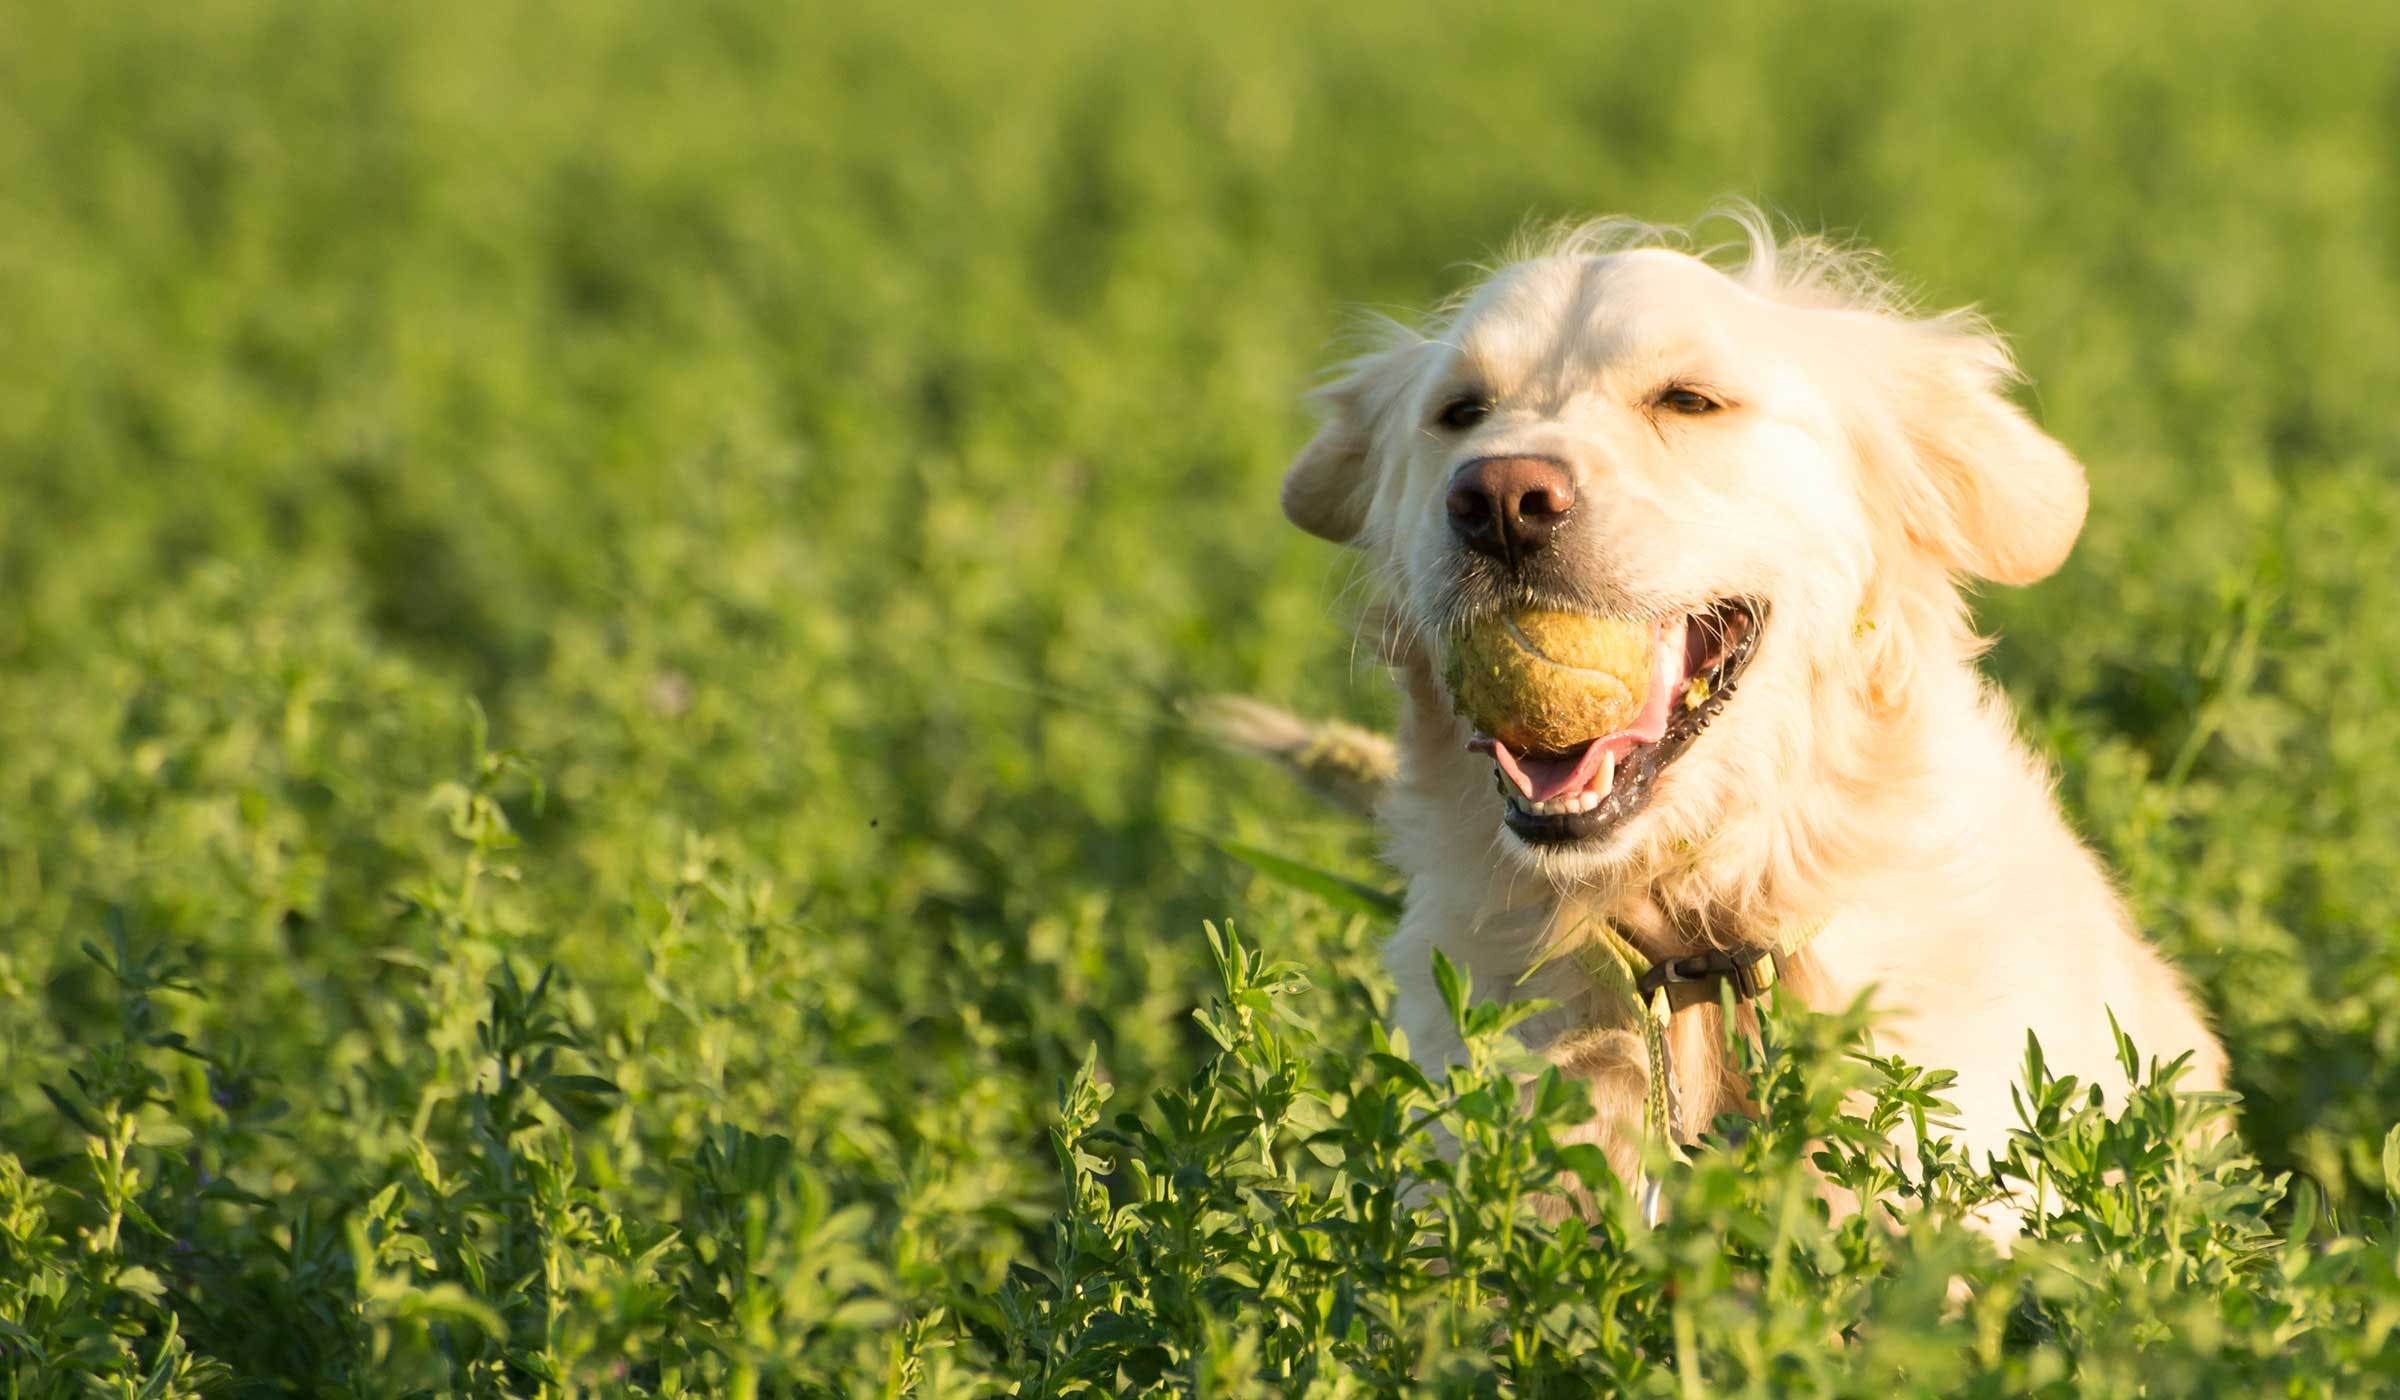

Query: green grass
[{"left": 4, "top": 0, "right": 2400, "bottom": 1392}]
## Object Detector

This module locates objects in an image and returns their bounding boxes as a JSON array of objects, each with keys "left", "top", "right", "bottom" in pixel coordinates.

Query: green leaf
[
  {"left": 1433, "top": 949, "right": 1469, "bottom": 1033},
  {"left": 1207, "top": 837, "right": 1403, "bottom": 921},
  {"left": 390, "top": 1283, "right": 505, "bottom": 1338},
  {"left": 1367, "top": 1052, "right": 1437, "bottom": 1099},
  {"left": 537, "top": 1073, "right": 623, "bottom": 1130},
  {"left": 38, "top": 1082, "right": 102, "bottom": 1137},
  {"left": 1553, "top": 1143, "right": 1620, "bottom": 1190}
]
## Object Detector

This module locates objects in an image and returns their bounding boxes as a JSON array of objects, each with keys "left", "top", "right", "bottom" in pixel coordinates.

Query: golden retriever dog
[{"left": 1276, "top": 212, "right": 2226, "bottom": 1207}]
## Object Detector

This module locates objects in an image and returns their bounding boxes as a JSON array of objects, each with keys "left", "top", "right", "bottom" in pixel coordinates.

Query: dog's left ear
[
  {"left": 1883, "top": 325, "right": 2088, "bottom": 586},
  {"left": 1283, "top": 337, "right": 1431, "bottom": 546}
]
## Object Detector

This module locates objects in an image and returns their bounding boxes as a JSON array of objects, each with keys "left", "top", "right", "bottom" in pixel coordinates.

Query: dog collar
[
  {"left": 1634, "top": 944, "right": 1777, "bottom": 1003},
  {"left": 1563, "top": 918, "right": 1819, "bottom": 1225}
]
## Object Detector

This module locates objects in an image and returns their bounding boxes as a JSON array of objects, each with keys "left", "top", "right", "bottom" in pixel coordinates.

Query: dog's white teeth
[
  {"left": 1507, "top": 785, "right": 1609, "bottom": 818},
  {"left": 1591, "top": 749, "right": 1617, "bottom": 799}
]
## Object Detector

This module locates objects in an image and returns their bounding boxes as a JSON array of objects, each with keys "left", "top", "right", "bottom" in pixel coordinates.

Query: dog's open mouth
[{"left": 1467, "top": 599, "right": 1764, "bottom": 845}]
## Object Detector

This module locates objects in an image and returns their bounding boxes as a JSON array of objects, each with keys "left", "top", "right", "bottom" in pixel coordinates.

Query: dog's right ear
[{"left": 1283, "top": 339, "right": 1428, "bottom": 546}]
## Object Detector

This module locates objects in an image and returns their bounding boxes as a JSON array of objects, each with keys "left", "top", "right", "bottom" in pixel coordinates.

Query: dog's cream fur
[{"left": 1283, "top": 214, "right": 2225, "bottom": 1189}]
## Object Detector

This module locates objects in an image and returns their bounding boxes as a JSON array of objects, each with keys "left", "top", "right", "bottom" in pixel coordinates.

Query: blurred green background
[{"left": 4, "top": 0, "right": 2400, "bottom": 1387}]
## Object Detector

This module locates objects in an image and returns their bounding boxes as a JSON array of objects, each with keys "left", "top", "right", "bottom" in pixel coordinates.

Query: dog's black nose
[{"left": 1445, "top": 456, "right": 1575, "bottom": 563}]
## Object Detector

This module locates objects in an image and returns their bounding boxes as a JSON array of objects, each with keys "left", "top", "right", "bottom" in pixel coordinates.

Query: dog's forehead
[{"left": 1449, "top": 250, "right": 1761, "bottom": 381}]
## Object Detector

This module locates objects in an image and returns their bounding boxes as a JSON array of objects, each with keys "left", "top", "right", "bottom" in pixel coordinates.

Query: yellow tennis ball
[{"left": 1445, "top": 610, "right": 1654, "bottom": 752}]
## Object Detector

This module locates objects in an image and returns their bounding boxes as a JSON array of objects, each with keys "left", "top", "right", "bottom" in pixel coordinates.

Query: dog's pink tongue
[
  {"left": 1477, "top": 738, "right": 1604, "bottom": 801},
  {"left": 1468, "top": 622, "right": 1692, "bottom": 801}
]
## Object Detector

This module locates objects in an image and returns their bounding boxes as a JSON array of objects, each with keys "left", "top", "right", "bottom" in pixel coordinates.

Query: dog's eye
[
  {"left": 1436, "top": 396, "right": 1492, "bottom": 431},
  {"left": 1657, "top": 386, "right": 1723, "bottom": 416}
]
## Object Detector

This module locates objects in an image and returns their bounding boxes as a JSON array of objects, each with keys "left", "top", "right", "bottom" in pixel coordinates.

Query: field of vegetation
[{"left": 6, "top": 0, "right": 2400, "bottom": 1392}]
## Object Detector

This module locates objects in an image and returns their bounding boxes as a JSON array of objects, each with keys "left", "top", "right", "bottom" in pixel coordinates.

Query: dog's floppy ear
[
  {"left": 1283, "top": 337, "right": 1429, "bottom": 546},
  {"left": 1878, "top": 321, "right": 2088, "bottom": 586}
]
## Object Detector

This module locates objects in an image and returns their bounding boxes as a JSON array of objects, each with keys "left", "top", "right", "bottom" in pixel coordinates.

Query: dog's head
[{"left": 1286, "top": 216, "right": 2087, "bottom": 881}]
